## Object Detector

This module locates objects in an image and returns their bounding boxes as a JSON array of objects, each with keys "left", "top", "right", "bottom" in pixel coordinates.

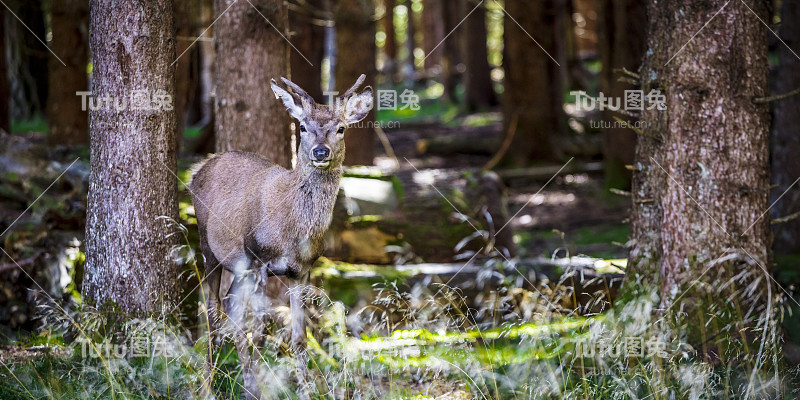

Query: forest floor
[
  {"left": 388, "top": 117, "right": 629, "bottom": 260},
  {"left": 1, "top": 104, "right": 794, "bottom": 398}
]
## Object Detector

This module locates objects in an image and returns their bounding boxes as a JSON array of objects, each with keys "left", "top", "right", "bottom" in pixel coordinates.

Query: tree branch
[
  {"left": 0, "top": 252, "right": 41, "bottom": 274},
  {"left": 753, "top": 87, "right": 800, "bottom": 104},
  {"left": 772, "top": 210, "right": 800, "bottom": 225}
]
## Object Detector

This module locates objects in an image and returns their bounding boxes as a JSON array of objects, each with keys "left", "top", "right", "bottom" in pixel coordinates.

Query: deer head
[{"left": 270, "top": 74, "right": 373, "bottom": 171}]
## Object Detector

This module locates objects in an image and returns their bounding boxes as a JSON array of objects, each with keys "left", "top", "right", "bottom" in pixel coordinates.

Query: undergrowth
[{"left": 0, "top": 222, "right": 791, "bottom": 399}]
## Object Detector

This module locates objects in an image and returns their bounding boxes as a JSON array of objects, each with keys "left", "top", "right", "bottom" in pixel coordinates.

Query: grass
[
  {"left": 0, "top": 281, "right": 786, "bottom": 399},
  {"left": 0, "top": 220, "right": 788, "bottom": 399}
]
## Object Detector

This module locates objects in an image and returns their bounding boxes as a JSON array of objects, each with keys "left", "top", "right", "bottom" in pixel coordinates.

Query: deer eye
[
  {"left": 299, "top": 125, "right": 307, "bottom": 132},
  {"left": 337, "top": 126, "right": 345, "bottom": 134}
]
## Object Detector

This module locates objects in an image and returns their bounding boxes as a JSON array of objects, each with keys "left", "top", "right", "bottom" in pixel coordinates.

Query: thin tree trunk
[
  {"left": 9, "top": 0, "right": 48, "bottom": 118},
  {"left": 502, "top": 0, "right": 563, "bottom": 165},
  {"left": 83, "top": 0, "right": 179, "bottom": 314},
  {"left": 441, "top": 0, "right": 464, "bottom": 102},
  {"left": 0, "top": 8, "right": 8, "bottom": 134},
  {"left": 402, "top": 0, "right": 417, "bottom": 83},
  {"left": 421, "top": 0, "right": 444, "bottom": 70},
  {"left": 597, "top": 0, "right": 646, "bottom": 190},
  {"left": 772, "top": 1, "right": 800, "bottom": 255},
  {"left": 381, "top": 0, "right": 397, "bottom": 79},
  {"left": 334, "top": 0, "right": 376, "bottom": 166},
  {"left": 24, "top": 0, "right": 48, "bottom": 115},
  {"left": 462, "top": 1, "right": 497, "bottom": 111},
  {"left": 629, "top": 0, "right": 773, "bottom": 356},
  {"left": 174, "top": 0, "right": 194, "bottom": 152},
  {"left": 289, "top": 0, "right": 326, "bottom": 102},
  {"left": 215, "top": 0, "right": 292, "bottom": 168},
  {"left": 198, "top": 0, "right": 215, "bottom": 125},
  {"left": 47, "top": 0, "right": 89, "bottom": 146}
]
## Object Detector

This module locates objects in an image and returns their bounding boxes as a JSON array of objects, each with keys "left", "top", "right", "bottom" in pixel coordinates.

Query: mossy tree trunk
[
  {"left": 628, "top": 0, "right": 774, "bottom": 357},
  {"left": 334, "top": 0, "right": 376, "bottom": 166},
  {"left": 214, "top": 0, "right": 292, "bottom": 168},
  {"left": 83, "top": 0, "right": 180, "bottom": 315}
]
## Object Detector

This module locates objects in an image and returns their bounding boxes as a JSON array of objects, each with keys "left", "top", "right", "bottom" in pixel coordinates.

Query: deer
[{"left": 190, "top": 75, "right": 373, "bottom": 399}]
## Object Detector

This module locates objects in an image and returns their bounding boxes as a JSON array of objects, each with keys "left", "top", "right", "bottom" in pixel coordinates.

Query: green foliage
[{"left": 11, "top": 116, "right": 48, "bottom": 134}]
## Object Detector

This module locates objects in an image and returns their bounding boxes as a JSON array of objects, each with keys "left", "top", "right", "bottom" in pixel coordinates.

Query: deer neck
[{"left": 290, "top": 162, "right": 342, "bottom": 227}]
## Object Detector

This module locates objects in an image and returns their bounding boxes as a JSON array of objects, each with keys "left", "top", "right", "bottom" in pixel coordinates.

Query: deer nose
[{"left": 311, "top": 146, "right": 331, "bottom": 161}]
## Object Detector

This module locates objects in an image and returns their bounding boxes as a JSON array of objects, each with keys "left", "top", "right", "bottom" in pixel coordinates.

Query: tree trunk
[
  {"left": 629, "top": 0, "right": 773, "bottom": 355},
  {"left": 334, "top": 0, "right": 376, "bottom": 166},
  {"left": 596, "top": 0, "right": 646, "bottom": 190},
  {"left": 198, "top": 0, "right": 215, "bottom": 125},
  {"left": 289, "top": 0, "right": 326, "bottom": 102},
  {"left": 8, "top": 0, "right": 48, "bottom": 118},
  {"left": 215, "top": 0, "right": 292, "bottom": 168},
  {"left": 83, "top": 0, "right": 180, "bottom": 315},
  {"left": 0, "top": 8, "right": 8, "bottom": 134},
  {"left": 174, "top": 0, "right": 194, "bottom": 152},
  {"left": 441, "top": 0, "right": 464, "bottom": 102},
  {"left": 462, "top": 1, "right": 497, "bottom": 111},
  {"left": 47, "top": 0, "right": 89, "bottom": 146},
  {"left": 772, "top": 1, "right": 800, "bottom": 255},
  {"left": 381, "top": 0, "right": 397, "bottom": 79},
  {"left": 502, "top": 0, "right": 563, "bottom": 165},
  {"left": 401, "top": 0, "right": 417, "bottom": 83},
  {"left": 421, "top": 0, "right": 444, "bottom": 70}
]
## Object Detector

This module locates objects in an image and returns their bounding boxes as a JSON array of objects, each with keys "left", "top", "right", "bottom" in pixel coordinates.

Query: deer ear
[
  {"left": 271, "top": 78, "right": 304, "bottom": 120},
  {"left": 342, "top": 87, "right": 373, "bottom": 125}
]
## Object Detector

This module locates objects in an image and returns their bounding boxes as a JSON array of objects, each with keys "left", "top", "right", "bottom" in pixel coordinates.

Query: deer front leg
[
  {"left": 224, "top": 269, "right": 264, "bottom": 400},
  {"left": 289, "top": 280, "right": 310, "bottom": 389},
  {"left": 202, "top": 262, "right": 222, "bottom": 399}
]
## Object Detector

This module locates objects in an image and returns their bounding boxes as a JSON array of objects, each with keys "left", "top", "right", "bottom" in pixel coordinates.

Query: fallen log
[
  {"left": 497, "top": 161, "right": 604, "bottom": 183},
  {"left": 311, "top": 256, "right": 625, "bottom": 317},
  {"left": 416, "top": 133, "right": 602, "bottom": 158}
]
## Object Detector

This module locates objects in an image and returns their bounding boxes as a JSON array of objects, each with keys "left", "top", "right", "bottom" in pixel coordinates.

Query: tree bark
[
  {"left": 771, "top": 1, "right": 800, "bottom": 255},
  {"left": 596, "top": 0, "right": 646, "bottom": 190},
  {"left": 289, "top": 0, "right": 326, "bottom": 102},
  {"left": 628, "top": 0, "right": 773, "bottom": 355},
  {"left": 83, "top": 0, "right": 180, "bottom": 315},
  {"left": 215, "top": 0, "right": 292, "bottom": 168},
  {"left": 334, "top": 0, "right": 376, "bottom": 166},
  {"left": 47, "top": 0, "right": 89, "bottom": 146},
  {"left": 462, "top": 1, "right": 497, "bottom": 111},
  {"left": 502, "top": 0, "right": 563, "bottom": 165}
]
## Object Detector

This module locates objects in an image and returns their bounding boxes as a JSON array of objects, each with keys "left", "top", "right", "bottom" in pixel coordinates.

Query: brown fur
[{"left": 190, "top": 75, "right": 372, "bottom": 399}]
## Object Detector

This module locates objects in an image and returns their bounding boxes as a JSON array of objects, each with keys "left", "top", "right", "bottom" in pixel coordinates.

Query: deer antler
[
  {"left": 339, "top": 74, "right": 366, "bottom": 99},
  {"left": 281, "top": 77, "right": 314, "bottom": 104}
]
